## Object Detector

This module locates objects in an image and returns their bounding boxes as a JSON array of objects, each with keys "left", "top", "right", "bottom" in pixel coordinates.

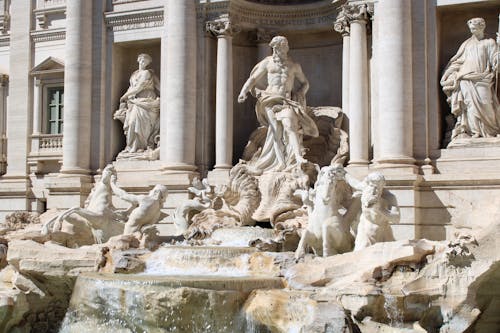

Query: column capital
[
  {"left": 0, "top": 74, "right": 8, "bottom": 87},
  {"left": 206, "top": 16, "right": 240, "bottom": 38},
  {"left": 334, "top": 3, "right": 371, "bottom": 35}
]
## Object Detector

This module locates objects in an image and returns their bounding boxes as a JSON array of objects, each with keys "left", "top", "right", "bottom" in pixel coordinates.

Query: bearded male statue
[{"left": 238, "top": 36, "right": 319, "bottom": 172}]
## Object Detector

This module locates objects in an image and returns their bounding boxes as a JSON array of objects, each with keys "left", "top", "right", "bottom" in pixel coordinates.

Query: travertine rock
[
  {"left": 0, "top": 240, "right": 102, "bottom": 332},
  {"left": 244, "top": 289, "right": 359, "bottom": 333},
  {"left": 3, "top": 211, "right": 40, "bottom": 231},
  {"left": 7, "top": 240, "right": 100, "bottom": 277},
  {"left": 287, "top": 239, "right": 438, "bottom": 290},
  {"left": 104, "top": 249, "right": 147, "bottom": 274}
]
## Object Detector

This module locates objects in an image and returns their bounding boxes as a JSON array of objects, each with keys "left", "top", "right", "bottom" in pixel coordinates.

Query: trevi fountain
[{"left": 0, "top": 0, "right": 498, "bottom": 332}]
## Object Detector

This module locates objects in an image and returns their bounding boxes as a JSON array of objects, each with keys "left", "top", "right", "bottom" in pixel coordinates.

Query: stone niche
[
  {"left": 110, "top": 40, "right": 161, "bottom": 159},
  {"left": 437, "top": 1, "right": 500, "bottom": 148}
]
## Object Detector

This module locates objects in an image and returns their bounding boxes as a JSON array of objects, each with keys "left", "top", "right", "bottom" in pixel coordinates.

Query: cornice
[
  {"left": 31, "top": 28, "right": 65, "bottom": 43},
  {"left": 33, "top": 5, "right": 66, "bottom": 29},
  {"left": 0, "top": 74, "right": 8, "bottom": 86},
  {"left": 197, "top": 2, "right": 230, "bottom": 21},
  {"left": 104, "top": 7, "right": 164, "bottom": 32},
  {"left": 0, "top": 34, "right": 9, "bottom": 47},
  {"left": 228, "top": 0, "right": 337, "bottom": 32}
]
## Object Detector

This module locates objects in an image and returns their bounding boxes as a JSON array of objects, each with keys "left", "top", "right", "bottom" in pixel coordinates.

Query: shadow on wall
[{"left": 414, "top": 189, "right": 451, "bottom": 241}]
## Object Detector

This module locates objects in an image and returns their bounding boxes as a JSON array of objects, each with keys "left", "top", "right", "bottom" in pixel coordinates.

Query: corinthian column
[
  {"left": 374, "top": 0, "right": 415, "bottom": 171},
  {"left": 60, "top": 1, "right": 93, "bottom": 175},
  {"left": 346, "top": 4, "right": 370, "bottom": 167},
  {"left": 161, "top": 0, "right": 197, "bottom": 171},
  {"left": 207, "top": 18, "right": 239, "bottom": 172},
  {"left": 334, "top": 6, "right": 351, "bottom": 117}
]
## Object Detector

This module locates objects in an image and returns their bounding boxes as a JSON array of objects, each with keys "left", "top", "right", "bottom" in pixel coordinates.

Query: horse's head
[{"left": 315, "top": 163, "right": 346, "bottom": 204}]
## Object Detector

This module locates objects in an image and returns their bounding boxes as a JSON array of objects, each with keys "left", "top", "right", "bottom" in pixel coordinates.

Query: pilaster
[
  {"left": 0, "top": 74, "right": 7, "bottom": 175},
  {"left": 0, "top": 0, "right": 32, "bottom": 214}
]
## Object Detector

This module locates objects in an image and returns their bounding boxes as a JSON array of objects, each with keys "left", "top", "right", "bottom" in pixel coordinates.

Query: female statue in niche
[
  {"left": 441, "top": 17, "right": 500, "bottom": 141},
  {"left": 114, "top": 53, "right": 160, "bottom": 156}
]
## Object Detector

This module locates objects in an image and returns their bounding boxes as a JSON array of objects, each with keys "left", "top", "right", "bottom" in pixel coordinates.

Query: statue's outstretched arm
[{"left": 110, "top": 177, "right": 139, "bottom": 205}]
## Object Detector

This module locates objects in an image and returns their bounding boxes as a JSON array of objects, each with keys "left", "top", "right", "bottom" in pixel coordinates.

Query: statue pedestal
[
  {"left": 45, "top": 174, "right": 94, "bottom": 209},
  {"left": 207, "top": 168, "right": 231, "bottom": 186},
  {"left": 447, "top": 137, "right": 500, "bottom": 149},
  {"left": 113, "top": 160, "right": 164, "bottom": 188},
  {"left": 436, "top": 139, "right": 500, "bottom": 175}
]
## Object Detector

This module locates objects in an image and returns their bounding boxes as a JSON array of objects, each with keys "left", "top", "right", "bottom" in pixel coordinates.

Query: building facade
[{"left": 0, "top": 0, "right": 499, "bottom": 239}]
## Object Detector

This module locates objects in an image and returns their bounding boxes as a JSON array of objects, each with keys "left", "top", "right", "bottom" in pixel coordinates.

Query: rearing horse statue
[{"left": 294, "top": 164, "right": 354, "bottom": 258}]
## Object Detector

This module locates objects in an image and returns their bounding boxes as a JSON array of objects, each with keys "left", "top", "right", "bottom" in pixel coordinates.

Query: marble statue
[
  {"left": 238, "top": 36, "right": 319, "bottom": 172},
  {"left": 110, "top": 177, "right": 168, "bottom": 235},
  {"left": 440, "top": 18, "right": 500, "bottom": 141},
  {"left": 42, "top": 165, "right": 126, "bottom": 246},
  {"left": 173, "top": 178, "right": 214, "bottom": 233},
  {"left": 114, "top": 53, "right": 160, "bottom": 156},
  {"left": 294, "top": 164, "right": 354, "bottom": 258},
  {"left": 347, "top": 172, "right": 399, "bottom": 251},
  {"left": 185, "top": 163, "right": 260, "bottom": 239}
]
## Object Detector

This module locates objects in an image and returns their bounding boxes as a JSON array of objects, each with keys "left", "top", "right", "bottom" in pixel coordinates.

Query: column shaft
[
  {"left": 341, "top": 34, "right": 350, "bottom": 116},
  {"left": 214, "top": 35, "right": 234, "bottom": 169},
  {"left": 348, "top": 19, "right": 369, "bottom": 166},
  {"left": 161, "top": 0, "right": 197, "bottom": 170},
  {"left": 376, "top": 0, "right": 414, "bottom": 165},
  {"left": 61, "top": 1, "right": 93, "bottom": 174}
]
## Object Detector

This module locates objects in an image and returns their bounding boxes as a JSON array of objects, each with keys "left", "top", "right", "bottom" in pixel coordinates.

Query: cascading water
[
  {"left": 58, "top": 246, "right": 284, "bottom": 333},
  {"left": 384, "top": 294, "right": 404, "bottom": 328},
  {"left": 143, "top": 246, "right": 257, "bottom": 276}
]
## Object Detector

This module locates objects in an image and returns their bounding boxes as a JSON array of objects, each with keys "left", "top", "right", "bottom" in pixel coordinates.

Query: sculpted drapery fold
[{"left": 441, "top": 17, "right": 500, "bottom": 141}]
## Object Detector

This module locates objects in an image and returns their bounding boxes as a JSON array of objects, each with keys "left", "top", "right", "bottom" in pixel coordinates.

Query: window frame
[{"left": 45, "top": 85, "right": 64, "bottom": 135}]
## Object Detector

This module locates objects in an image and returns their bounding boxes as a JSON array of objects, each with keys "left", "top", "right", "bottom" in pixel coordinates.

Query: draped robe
[{"left": 441, "top": 36, "right": 500, "bottom": 138}]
